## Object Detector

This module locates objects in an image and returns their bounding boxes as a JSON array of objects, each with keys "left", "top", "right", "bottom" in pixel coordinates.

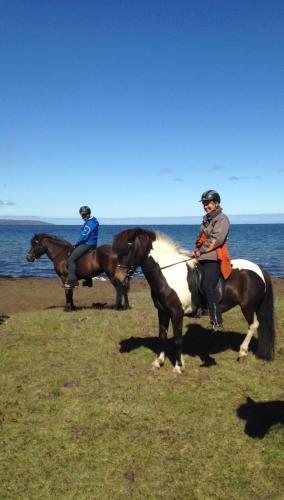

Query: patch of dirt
[
  {"left": 0, "top": 277, "right": 283, "bottom": 316},
  {"left": 0, "top": 277, "right": 147, "bottom": 315}
]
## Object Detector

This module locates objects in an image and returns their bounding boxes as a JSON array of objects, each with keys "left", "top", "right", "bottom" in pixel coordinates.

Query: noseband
[{"left": 116, "top": 263, "right": 135, "bottom": 278}]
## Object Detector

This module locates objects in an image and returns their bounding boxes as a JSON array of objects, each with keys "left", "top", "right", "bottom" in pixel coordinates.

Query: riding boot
[{"left": 207, "top": 301, "right": 224, "bottom": 331}]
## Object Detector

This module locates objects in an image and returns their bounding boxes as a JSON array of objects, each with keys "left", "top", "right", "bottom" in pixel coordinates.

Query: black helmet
[
  {"left": 200, "top": 190, "right": 221, "bottom": 203},
  {"left": 79, "top": 205, "right": 91, "bottom": 215}
]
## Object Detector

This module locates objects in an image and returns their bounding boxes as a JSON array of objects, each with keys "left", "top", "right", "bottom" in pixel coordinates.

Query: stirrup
[{"left": 64, "top": 281, "right": 79, "bottom": 289}]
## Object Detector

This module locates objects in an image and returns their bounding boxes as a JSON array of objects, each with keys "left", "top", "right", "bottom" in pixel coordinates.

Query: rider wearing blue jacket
[{"left": 65, "top": 206, "right": 99, "bottom": 288}]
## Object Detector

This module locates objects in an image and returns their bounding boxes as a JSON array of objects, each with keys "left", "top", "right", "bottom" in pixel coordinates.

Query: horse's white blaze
[
  {"left": 231, "top": 259, "right": 265, "bottom": 285},
  {"left": 149, "top": 239, "right": 195, "bottom": 314}
]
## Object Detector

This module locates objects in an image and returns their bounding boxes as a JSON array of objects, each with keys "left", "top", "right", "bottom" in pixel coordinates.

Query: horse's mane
[
  {"left": 33, "top": 233, "right": 72, "bottom": 248},
  {"left": 113, "top": 227, "right": 156, "bottom": 254},
  {"left": 155, "top": 231, "right": 191, "bottom": 257},
  {"left": 113, "top": 227, "right": 194, "bottom": 262}
]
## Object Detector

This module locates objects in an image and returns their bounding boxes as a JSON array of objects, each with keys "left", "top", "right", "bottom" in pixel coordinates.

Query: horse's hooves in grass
[
  {"left": 238, "top": 355, "right": 247, "bottom": 363},
  {"left": 64, "top": 306, "right": 76, "bottom": 312},
  {"left": 116, "top": 304, "right": 131, "bottom": 311},
  {"left": 152, "top": 359, "right": 162, "bottom": 369},
  {"left": 172, "top": 365, "right": 184, "bottom": 375}
]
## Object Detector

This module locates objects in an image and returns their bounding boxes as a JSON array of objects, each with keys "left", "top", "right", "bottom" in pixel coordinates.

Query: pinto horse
[
  {"left": 26, "top": 233, "right": 130, "bottom": 311},
  {"left": 113, "top": 228, "right": 275, "bottom": 373}
]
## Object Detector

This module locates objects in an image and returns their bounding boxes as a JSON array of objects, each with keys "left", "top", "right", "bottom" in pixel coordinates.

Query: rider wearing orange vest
[{"left": 191, "top": 190, "right": 231, "bottom": 331}]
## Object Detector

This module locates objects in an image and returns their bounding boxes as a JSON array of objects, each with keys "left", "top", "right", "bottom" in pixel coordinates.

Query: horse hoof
[
  {"left": 173, "top": 365, "right": 184, "bottom": 375},
  {"left": 238, "top": 355, "right": 247, "bottom": 363},
  {"left": 152, "top": 359, "right": 162, "bottom": 369}
]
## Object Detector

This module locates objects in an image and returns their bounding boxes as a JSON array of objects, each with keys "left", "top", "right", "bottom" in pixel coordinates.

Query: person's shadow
[
  {"left": 119, "top": 322, "right": 257, "bottom": 367},
  {"left": 237, "top": 397, "right": 284, "bottom": 438}
]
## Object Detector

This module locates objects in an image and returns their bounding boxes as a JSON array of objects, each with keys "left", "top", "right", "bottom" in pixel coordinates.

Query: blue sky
[{"left": 0, "top": 0, "right": 283, "bottom": 223}]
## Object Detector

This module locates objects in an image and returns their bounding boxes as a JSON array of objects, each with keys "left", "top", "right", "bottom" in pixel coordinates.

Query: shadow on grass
[
  {"left": 46, "top": 303, "right": 130, "bottom": 311},
  {"left": 119, "top": 323, "right": 258, "bottom": 367},
  {"left": 237, "top": 396, "right": 284, "bottom": 438},
  {"left": 0, "top": 315, "right": 9, "bottom": 325}
]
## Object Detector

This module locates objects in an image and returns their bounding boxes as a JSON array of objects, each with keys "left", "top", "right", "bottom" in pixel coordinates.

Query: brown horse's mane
[
  {"left": 113, "top": 227, "right": 156, "bottom": 255},
  {"left": 33, "top": 233, "right": 72, "bottom": 248}
]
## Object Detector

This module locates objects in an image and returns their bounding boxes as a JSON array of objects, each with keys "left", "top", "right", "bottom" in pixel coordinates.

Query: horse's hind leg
[
  {"left": 238, "top": 308, "right": 259, "bottom": 361},
  {"left": 152, "top": 310, "right": 170, "bottom": 369}
]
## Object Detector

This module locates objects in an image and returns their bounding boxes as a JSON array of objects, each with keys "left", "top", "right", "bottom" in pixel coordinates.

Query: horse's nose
[{"left": 26, "top": 253, "right": 35, "bottom": 262}]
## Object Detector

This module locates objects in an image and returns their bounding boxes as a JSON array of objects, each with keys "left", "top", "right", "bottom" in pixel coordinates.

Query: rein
[
  {"left": 117, "top": 256, "right": 194, "bottom": 277},
  {"left": 144, "top": 256, "right": 194, "bottom": 274}
]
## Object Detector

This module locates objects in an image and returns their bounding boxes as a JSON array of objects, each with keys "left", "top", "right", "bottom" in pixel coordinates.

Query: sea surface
[{"left": 0, "top": 224, "right": 284, "bottom": 278}]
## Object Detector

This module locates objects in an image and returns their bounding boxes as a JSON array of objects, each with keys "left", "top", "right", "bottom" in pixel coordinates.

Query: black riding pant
[
  {"left": 199, "top": 260, "right": 223, "bottom": 325},
  {"left": 67, "top": 244, "right": 90, "bottom": 283}
]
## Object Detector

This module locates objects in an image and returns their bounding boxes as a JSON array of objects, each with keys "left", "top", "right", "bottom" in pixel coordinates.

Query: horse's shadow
[
  {"left": 237, "top": 397, "right": 284, "bottom": 438},
  {"left": 119, "top": 323, "right": 258, "bottom": 367},
  {"left": 0, "top": 315, "right": 9, "bottom": 325},
  {"left": 46, "top": 303, "right": 130, "bottom": 311}
]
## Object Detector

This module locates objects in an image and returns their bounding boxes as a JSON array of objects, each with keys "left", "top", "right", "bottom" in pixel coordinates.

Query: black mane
[
  {"left": 32, "top": 233, "right": 72, "bottom": 248},
  {"left": 113, "top": 227, "right": 156, "bottom": 255}
]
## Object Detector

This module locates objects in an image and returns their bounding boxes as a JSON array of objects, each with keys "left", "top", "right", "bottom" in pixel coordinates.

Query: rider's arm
[
  {"left": 76, "top": 219, "right": 99, "bottom": 245},
  {"left": 199, "top": 216, "right": 230, "bottom": 254}
]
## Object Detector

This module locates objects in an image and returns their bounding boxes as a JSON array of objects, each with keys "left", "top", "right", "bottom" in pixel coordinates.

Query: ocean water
[{"left": 0, "top": 224, "right": 284, "bottom": 278}]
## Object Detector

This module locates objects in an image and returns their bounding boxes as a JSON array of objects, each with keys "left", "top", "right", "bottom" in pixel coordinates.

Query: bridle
[{"left": 28, "top": 239, "right": 71, "bottom": 262}]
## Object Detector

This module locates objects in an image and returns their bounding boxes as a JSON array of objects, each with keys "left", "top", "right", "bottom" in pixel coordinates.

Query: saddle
[{"left": 186, "top": 264, "right": 225, "bottom": 317}]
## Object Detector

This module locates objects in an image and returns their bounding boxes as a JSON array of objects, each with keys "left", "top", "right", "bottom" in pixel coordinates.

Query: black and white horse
[{"left": 113, "top": 228, "right": 275, "bottom": 373}]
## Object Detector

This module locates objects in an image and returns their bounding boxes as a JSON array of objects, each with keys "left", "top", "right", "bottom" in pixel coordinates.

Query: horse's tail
[{"left": 256, "top": 270, "right": 275, "bottom": 361}]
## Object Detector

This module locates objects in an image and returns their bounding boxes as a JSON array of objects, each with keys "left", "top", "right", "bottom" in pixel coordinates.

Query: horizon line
[{"left": 1, "top": 213, "right": 284, "bottom": 225}]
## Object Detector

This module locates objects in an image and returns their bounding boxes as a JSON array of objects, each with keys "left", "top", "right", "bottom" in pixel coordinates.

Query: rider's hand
[{"left": 191, "top": 249, "right": 201, "bottom": 258}]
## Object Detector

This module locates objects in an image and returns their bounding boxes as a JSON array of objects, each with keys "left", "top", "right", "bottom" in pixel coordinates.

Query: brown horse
[
  {"left": 26, "top": 233, "right": 130, "bottom": 311},
  {"left": 113, "top": 228, "right": 275, "bottom": 373}
]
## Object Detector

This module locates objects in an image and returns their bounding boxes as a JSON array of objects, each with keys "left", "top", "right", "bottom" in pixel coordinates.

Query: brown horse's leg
[
  {"left": 114, "top": 284, "right": 123, "bottom": 309},
  {"left": 152, "top": 309, "right": 170, "bottom": 368},
  {"left": 64, "top": 288, "right": 76, "bottom": 311},
  {"left": 122, "top": 284, "right": 130, "bottom": 309},
  {"left": 114, "top": 283, "right": 130, "bottom": 310}
]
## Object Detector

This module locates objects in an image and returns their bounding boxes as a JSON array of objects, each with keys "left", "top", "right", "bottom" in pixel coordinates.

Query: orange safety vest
[{"left": 195, "top": 232, "right": 232, "bottom": 280}]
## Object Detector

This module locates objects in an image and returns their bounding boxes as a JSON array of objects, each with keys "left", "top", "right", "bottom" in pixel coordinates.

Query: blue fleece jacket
[{"left": 76, "top": 216, "right": 99, "bottom": 248}]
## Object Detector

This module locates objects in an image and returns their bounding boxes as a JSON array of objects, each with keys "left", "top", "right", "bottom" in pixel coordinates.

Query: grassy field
[{"left": 0, "top": 280, "right": 283, "bottom": 499}]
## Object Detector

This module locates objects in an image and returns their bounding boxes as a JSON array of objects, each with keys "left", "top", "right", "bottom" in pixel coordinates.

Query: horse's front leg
[
  {"left": 171, "top": 310, "right": 185, "bottom": 374},
  {"left": 114, "top": 284, "right": 123, "bottom": 310},
  {"left": 152, "top": 309, "right": 170, "bottom": 369},
  {"left": 64, "top": 288, "right": 76, "bottom": 312},
  {"left": 123, "top": 284, "right": 130, "bottom": 309}
]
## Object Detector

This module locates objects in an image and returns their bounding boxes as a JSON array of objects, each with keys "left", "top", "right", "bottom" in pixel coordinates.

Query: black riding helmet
[
  {"left": 79, "top": 205, "right": 91, "bottom": 215},
  {"left": 200, "top": 190, "right": 221, "bottom": 203}
]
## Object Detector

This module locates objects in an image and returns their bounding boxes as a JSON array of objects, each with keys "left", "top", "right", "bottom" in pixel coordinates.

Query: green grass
[{"left": 0, "top": 283, "right": 283, "bottom": 499}]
